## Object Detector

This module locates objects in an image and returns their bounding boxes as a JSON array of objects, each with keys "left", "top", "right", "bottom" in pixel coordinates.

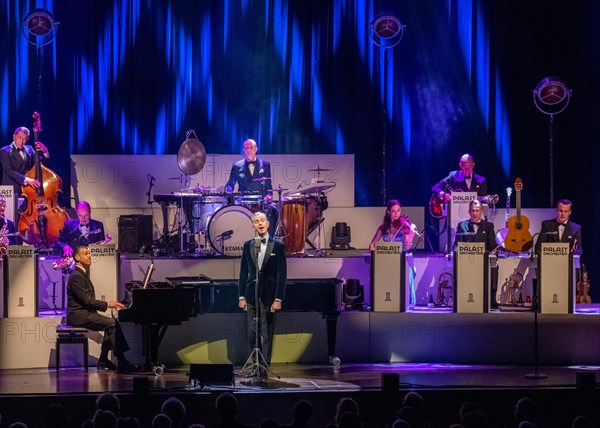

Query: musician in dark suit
[
  {"left": 56, "top": 201, "right": 106, "bottom": 257},
  {"left": 67, "top": 246, "right": 137, "bottom": 372},
  {"left": 238, "top": 211, "right": 287, "bottom": 375},
  {"left": 535, "top": 199, "right": 582, "bottom": 255},
  {"left": 0, "top": 195, "right": 21, "bottom": 245},
  {"left": 225, "top": 139, "right": 272, "bottom": 194},
  {"left": 0, "top": 126, "right": 50, "bottom": 197},
  {"left": 432, "top": 153, "right": 488, "bottom": 200},
  {"left": 454, "top": 200, "right": 496, "bottom": 252}
]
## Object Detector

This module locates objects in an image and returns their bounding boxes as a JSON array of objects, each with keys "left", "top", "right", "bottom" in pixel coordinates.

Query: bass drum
[{"left": 207, "top": 205, "right": 254, "bottom": 256}]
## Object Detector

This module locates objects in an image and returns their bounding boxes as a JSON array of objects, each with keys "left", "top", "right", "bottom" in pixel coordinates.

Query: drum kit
[{"left": 156, "top": 141, "right": 335, "bottom": 257}]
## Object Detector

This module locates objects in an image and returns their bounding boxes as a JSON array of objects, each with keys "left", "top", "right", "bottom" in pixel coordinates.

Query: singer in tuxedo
[
  {"left": 535, "top": 199, "right": 582, "bottom": 255},
  {"left": 225, "top": 139, "right": 272, "bottom": 194},
  {"left": 454, "top": 200, "right": 496, "bottom": 252},
  {"left": 0, "top": 126, "right": 50, "bottom": 197},
  {"left": 67, "top": 246, "right": 137, "bottom": 372},
  {"left": 238, "top": 211, "right": 287, "bottom": 374},
  {"left": 432, "top": 153, "right": 488, "bottom": 199},
  {"left": 56, "top": 201, "right": 106, "bottom": 257}
]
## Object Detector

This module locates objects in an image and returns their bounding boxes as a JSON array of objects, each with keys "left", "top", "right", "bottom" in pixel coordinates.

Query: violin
[
  {"left": 393, "top": 215, "right": 422, "bottom": 250},
  {"left": 576, "top": 264, "right": 592, "bottom": 304}
]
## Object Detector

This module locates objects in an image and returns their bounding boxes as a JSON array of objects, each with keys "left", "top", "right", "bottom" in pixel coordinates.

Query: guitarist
[
  {"left": 453, "top": 200, "right": 497, "bottom": 252},
  {"left": 431, "top": 153, "right": 488, "bottom": 202},
  {"left": 535, "top": 199, "right": 582, "bottom": 255}
]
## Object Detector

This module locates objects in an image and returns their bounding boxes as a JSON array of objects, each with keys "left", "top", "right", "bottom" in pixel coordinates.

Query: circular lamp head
[
  {"left": 22, "top": 9, "right": 59, "bottom": 46},
  {"left": 533, "top": 77, "right": 572, "bottom": 116},
  {"left": 369, "top": 12, "right": 406, "bottom": 49}
]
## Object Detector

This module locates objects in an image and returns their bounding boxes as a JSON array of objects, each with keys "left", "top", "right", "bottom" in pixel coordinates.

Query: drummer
[
  {"left": 225, "top": 138, "right": 272, "bottom": 196},
  {"left": 225, "top": 138, "right": 276, "bottom": 234}
]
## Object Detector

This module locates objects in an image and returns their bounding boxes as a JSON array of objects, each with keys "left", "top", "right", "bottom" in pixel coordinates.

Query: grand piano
[
  {"left": 120, "top": 277, "right": 342, "bottom": 366},
  {"left": 119, "top": 286, "right": 195, "bottom": 370}
]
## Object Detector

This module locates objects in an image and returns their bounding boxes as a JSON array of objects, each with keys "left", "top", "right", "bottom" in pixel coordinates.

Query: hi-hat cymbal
[
  {"left": 252, "top": 177, "right": 272, "bottom": 182},
  {"left": 307, "top": 166, "right": 333, "bottom": 172},
  {"left": 296, "top": 182, "right": 336, "bottom": 194}
]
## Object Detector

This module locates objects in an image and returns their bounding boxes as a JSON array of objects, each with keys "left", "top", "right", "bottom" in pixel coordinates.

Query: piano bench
[{"left": 55, "top": 325, "right": 89, "bottom": 372}]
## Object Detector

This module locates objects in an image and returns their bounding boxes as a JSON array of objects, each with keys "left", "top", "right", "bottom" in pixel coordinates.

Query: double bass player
[{"left": 1, "top": 126, "right": 50, "bottom": 198}]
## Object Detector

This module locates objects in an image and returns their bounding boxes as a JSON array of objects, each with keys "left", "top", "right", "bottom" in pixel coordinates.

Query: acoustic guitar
[
  {"left": 429, "top": 192, "right": 499, "bottom": 219},
  {"left": 504, "top": 178, "right": 533, "bottom": 252},
  {"left": 576, "top": 264, "right": 592, "bottom": 304}
]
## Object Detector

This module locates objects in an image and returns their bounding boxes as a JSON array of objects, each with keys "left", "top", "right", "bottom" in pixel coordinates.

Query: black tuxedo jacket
[
  {"left": 0, "top": 217, "right": 20, "bottom": 245},
  {"left": 432, "top": 170, "right": 488, "bottom": 197},
  {"left": 225, "top": 158, "right": 272, "bottom": 193},
  {"left": 0, "top": 144, "right": 48, "bottom": 196},
  {"left": 67, "top": 267, "right": 109, "bottom": 325},
  {"left": 238, "top": 237, "right": 287, "bottom": 306},
  {"left": 454, "top": 219, "right": 496, "bottom": 252},
  {"left": 56, "top": 218, "right": 106, "bottom": 252},
  {"left": 536, "top": 219, "right": 582, "bottom": 255}
]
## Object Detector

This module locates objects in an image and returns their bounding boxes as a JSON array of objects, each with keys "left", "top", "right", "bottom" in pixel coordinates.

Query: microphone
[
  {"left": 530, "top": 231, "right": 559, "bottom": 257},
  {"left": 220, "top": 230, "right": 233, "bottom": 237},
  {"left": 254, "top": 236, "right": 262, "bottom": 249},
  {"left": 147, "top": 174, "right": 156, "bottom": 184}
]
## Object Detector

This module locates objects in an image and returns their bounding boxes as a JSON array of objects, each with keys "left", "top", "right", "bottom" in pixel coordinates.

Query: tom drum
[{"left": 189, "top": 196, "right": 225, "bottom": 234}]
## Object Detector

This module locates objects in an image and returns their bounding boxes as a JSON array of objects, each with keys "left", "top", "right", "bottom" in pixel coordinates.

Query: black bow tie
[
  {"left": 470, "top": 221, "right": 480, "bottom": 226},
  {"left": 16, "top": 147, "right": 24, "bottom": 152},
  {"left": 261, "top": 238, "right": 267, "bottom": 244},
  {"left": 464, "top": 176, "right": 472, "bottom": 179},
  {"left": 247, "top": 160, "right": 256, "bottom": 165}
]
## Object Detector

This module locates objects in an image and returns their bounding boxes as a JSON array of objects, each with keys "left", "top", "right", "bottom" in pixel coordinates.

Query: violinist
[
  {"left": 369, "top": 199, "right": 419, "bottom": 251},
  {"left": 0, "top": 126, "right": 50, "bottom": 197},
  {"left": 370, "top": 199, "right": 418, "bottom": 308}
]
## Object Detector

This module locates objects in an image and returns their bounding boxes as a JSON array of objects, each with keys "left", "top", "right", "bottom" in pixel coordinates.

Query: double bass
[{"left": 18, "top": 112, "right": 69, "bottom": 247}]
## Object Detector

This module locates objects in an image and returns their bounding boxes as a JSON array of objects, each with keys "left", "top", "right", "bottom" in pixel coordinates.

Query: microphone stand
[{"left": 525, "top": 277, "right": 547, "bottom": 379}]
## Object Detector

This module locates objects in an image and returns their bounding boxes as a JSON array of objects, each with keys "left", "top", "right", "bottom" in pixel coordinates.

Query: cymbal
[
  {"left": 177, "top": 138, "right": 206, "bottom": 176},
  {"left": 183, "top": 186, "right": 215, "bottom": 192},
  {"left": 166, "top": 176, "right": 187, "bottom": 180},
  {"left": 307, "top": 167, "right": 333, "bottom": 172},
  {"left": 252, "top": 177, "right": 272, "bottom": 182},
  {"left": 295, "top": 182, "right": 335, "bottom": 194},
  {"left": 269, "top": 187, "right": 289, "bottom": 192}
]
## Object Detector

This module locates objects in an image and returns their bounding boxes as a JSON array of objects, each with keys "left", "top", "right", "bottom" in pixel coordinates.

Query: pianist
[
  {"left": 67, "top": 246, "right": 137, "bottom": 372},
  {"left": 56, "top": 201, "right": 106, "bottom": 257},
  {"left": 238, "top": 211, "right": 287, "bottom": 376}
]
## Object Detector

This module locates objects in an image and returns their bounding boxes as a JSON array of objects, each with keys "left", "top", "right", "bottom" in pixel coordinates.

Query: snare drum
[
  {"left": 235, "top": 195, "right": 263, "bottom": 213},
  {"left": 207, "top": 205, "right": 254, "bottom": 256},
  {"left": 281, "top": 197, "right": 308, "bottom": 254},
  {"left": 188, "top": 196, "right": 226, "bottom": 234}
]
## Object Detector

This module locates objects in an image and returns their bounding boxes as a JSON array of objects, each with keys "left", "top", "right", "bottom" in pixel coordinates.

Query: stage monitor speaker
[
  {"left": 189, "top": 364, "right": 234, "bottom": 389},
  {"left": 330, "top": 222, "right": 351, "bottom": 250},
  {"left": 382, "top": 373, "right": 400, "bottom": 392},
  {"left": 118, "top": 215, "right": 152, "bottom": 253},
  {"left": 343, "top": 278, "right": 364, "bottom": 310}
]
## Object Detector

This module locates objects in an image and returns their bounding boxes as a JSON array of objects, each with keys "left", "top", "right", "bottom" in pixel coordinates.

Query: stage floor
[{"left": 1, "top": 362, "right": 597, "bottom": 395}]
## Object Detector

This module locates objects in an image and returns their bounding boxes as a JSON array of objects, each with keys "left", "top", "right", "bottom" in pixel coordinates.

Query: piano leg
[{"left": 324, "top": 311, "right": 341, "bottom": 366}]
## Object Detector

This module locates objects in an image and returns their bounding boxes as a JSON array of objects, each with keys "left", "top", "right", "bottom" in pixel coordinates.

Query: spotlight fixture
[
  {"left": 22, "top": 9, "right": 59, "bottom": 46},
  {"left": 369, "top": 12, "right": 406, "bottom": 49},
  {"left": 533, "top": 76, "right": 571, "bottom": 116}
]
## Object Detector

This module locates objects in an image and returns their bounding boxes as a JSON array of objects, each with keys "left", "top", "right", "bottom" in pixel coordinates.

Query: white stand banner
[
  {"left": 447, "top": 192, "right": 477, "bottom": 253},
  {"left": 0, "top": 185, "right": 17, "bottom": 225},
  {"left": 89, "top": 244, "right": 119, "bottom": 303},
  {"left": 454, "top": 242, "right": 488, "bottom": 313},
  {"left": 538, "top": 243, "right": 573, "bottom": 314},
  {"left": 4, "top": 245, "right": 37, "bottom": 317},
  {"left": 371, "top": 242, "right": 404, "bottom": 312}
]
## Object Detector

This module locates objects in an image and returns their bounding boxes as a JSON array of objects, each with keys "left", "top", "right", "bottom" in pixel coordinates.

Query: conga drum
[{"left": 281, "top": 197, "right": 308, "bottom": 254}]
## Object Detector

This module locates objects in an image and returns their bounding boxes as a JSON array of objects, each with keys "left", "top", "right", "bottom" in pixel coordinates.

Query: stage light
[
  {"left": 22, "top": 9, "right": 59, "bottom": 46},
  {"left": 369, "top": 12, "right": 406, "bottom": 49}
]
